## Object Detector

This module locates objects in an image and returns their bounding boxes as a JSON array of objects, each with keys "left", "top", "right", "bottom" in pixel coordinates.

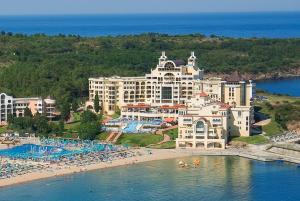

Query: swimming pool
[
  {"left": 0, "top": 143, "right": 114, "bottom": 160},
  {"left": 104, "top": 119, "right": 163, "bottom": 133},
  {"left": 0, "top": 144, "right": 73, "bottom": 160}
]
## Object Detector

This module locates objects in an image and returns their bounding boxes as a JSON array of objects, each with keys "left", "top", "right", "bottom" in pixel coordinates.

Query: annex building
[
  {"left": 0, "top": 93, "right": 56, "bottom": 125},
  {"left": 88, "top": 52, "right": 255, "bottom": 149}
]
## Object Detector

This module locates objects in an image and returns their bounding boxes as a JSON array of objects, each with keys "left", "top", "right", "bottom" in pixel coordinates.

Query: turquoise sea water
[
  {"left": 0, "top": 156, "right": 299, "bottom": 201},
  {"left": 0, "top": 12, "right": 299, "bottom": 38},
  {"left": 256, "top": 77, "right": 300, "bottom": 97}
]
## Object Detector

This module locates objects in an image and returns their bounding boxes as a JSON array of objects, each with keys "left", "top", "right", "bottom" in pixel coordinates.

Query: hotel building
[
  {"left": 88, "top": 52, "right": 255, "bottom": 148},
  {"left": 87, "top": 51, "right": 203, "bottom": 115},
  {"left": 0, "top": 93, "right": 57, "bottom": 125}
]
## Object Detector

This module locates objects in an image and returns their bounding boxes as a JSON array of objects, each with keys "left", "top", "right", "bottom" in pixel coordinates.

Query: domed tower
[
  {"left": 158, "top": 51, "right": 167, "bottom": 66},
  {"left": 188, "top": 51, "right": 197, "bottom": 67}
]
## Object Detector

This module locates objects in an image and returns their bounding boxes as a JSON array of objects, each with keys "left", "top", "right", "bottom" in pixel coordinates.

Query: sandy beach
[
  {"left": 1, "top": 144, "right": 299, "bottom": 188},
  {"left": 0, "top": 148, "right": 189, "bottom": 187}
]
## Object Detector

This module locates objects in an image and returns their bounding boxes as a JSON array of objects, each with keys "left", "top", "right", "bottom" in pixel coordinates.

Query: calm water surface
[
  {"left": 0, "top": 12, "right": 300, "bottom": 38},
  {"left": 256, "top": 77, "right": 300, "bottom": 97},
  {"left": 0, "top": 156, "right": 299, "bottom": 201}
]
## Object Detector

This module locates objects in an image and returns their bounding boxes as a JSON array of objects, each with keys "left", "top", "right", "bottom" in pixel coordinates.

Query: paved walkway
[
  {"left": 154, "top": 125, "right": 178, "bottom": 145},
  {"left": 253, "top": 118, "right": 271, "bottom": 126},
  {"left": 157, "top": 134, "right": 171, "bottom": 145},
  {"left": 156, "top": 125, "right": 178, "bottom": 135}
]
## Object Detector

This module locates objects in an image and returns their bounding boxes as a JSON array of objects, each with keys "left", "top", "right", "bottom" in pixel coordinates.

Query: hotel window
[
  {"left": 238, "top": 111, "right": 242, "bottom": 117},
  {"left": 161, "top": 87, "right": 172, "bottom": 100}
]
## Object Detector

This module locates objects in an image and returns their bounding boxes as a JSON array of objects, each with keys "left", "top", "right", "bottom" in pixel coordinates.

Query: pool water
[
  {"left": 122, "top": 121, "right": 140, "bottom": 133},
  {"left": 0, "top": 156, "right": 299, "bottom": 201},
  {"left": 0, "top": 143, "right": 112, "bottom": 160},
  {"left": 122, "top": 120, "right": 162, "bottom": 133},
  {"left": 0, "top": 144, "right": 73, "bottom": 159}
]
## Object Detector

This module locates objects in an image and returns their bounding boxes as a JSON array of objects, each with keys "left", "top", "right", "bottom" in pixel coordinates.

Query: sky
[{"left": 0, "top": 0, "right": 299, "bottom": 15}]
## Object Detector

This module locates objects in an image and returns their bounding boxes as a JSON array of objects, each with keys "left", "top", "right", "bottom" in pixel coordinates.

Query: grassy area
[
  {"left": 256, "top": 103, "right": 283, "bottom": 136},
  {"left": 116, "top": 134, "right": 163, "bottom": 147},
  {"left": 72, "top": 112, "right": 81, "bottom": 121},
  {"left": 257, "top": 91, "right": 299, "bottom": 104},
  {"left": 231, "top": 135, "right": 268, "bottom": 145},
  {"left": 255, "top": 92, "right": 294, "bottom": 136},
  {"left": 164, "top": 128, "right": 178, "bottom": 140},
  {"left": 149, "top": 141, "right": 176, "bottom": 149},
  {"left": 111, "top": 113, "right": 120, "bottom": 119},
  {"left": 64, "top": 121, "right": 81, "bottom": 131},
  {"left": 0, "top": 126, "right": 8, "bottom": 134},
  {"left": 97, "top": 132, "right": 110, "bottom": 141}
]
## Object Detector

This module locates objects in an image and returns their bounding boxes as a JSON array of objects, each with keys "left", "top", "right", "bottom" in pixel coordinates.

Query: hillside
[{"left": 0, "top": 32, "right": 300, "bottom": 106}]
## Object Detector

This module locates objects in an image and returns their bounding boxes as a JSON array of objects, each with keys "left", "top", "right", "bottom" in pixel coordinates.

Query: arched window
[
  {"left": 195, "top": 121, "right": 205, "bottom": 135},
  {"left": 164, "top": 73, "right": 175, "bottom": 81},
  {"left": 164, "top": 62, "right": 175, "bottom": 70}
]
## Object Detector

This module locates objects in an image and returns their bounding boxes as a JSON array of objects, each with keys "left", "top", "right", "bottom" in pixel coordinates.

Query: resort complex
[
  {"left": 0, "top": 93, "right": 57, "bottom": 125},
  {"left": 88, "top": 52, "right": 255, "bottom": 149}
]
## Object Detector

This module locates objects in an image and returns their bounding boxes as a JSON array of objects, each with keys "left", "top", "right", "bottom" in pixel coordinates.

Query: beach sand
[
  {"left": 1, "top": 146, "right": 299, "bottom": 188},
  {"left": 0, "top": 149, "right": 190, "bottom": 187}
]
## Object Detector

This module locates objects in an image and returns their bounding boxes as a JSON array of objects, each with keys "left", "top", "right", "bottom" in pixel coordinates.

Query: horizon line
[{"left": 0, "top": 10, "right": 300, "bottom": 17}]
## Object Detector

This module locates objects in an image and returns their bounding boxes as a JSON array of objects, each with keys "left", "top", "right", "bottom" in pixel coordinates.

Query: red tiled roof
[
  {"left": 164, "top": 117, "right": 175, "bottom": 123},
  {"left": 198, "top": 92, "right": 208, "bottom": 97},
  {"left": 124, "top": 103, "right": 151, "bottom": 108},
  {"left": 160, "top": 104, "right": 186, "bottom": 109}
]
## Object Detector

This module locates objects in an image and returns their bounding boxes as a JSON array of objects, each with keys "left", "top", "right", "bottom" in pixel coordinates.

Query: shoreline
[{"left": 1, "top": 146, "right": 299, "bottom": 188}]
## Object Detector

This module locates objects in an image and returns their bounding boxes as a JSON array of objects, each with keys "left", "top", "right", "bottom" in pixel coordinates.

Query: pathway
[
  {"left": 253, "top": 118, "right": 271, "bottom": 126},
  {"left": 152, "top": 125, "right": 178, "bottom": 145}
]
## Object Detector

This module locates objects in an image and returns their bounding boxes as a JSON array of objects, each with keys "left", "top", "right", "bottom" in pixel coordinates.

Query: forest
[{"left": 0, "top": 32, "right": 299, "bottom": 107}]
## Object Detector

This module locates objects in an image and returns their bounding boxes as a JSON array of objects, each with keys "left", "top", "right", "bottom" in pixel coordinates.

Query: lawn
[
  {"left": 256, "top": 103, "right": 283, "bottom": 136},
  {"left": 164, "top": 128, "right": 178, "bottom": 140},
  {"left": 148, "top": 141, "right": 176, "bottom": 149},
  {"left": 0, "top": 126, "right": 7, "bottom": 134},
  {"left": 72, "top": 112, "right": 82, "bottom": 121},
  {"left": 116, "top": 134, "right": 163, "bottom": 147},
  {"left": 255, "top": 92, "right": 289, "bottom": 136},
  {"left": 64, "top": 121, "right": 81, "bottom": 131},
  {"left": 257, "top": 91, "right": 299, "bottom": 104},
  {"left": 97, "top": 132, "right": 110, "bottom": 141},
  {"left": 231, "top": 135, "right": 268, "bottom": 145}
]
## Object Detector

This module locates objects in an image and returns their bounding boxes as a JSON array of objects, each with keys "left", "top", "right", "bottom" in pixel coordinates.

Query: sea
[
  {"left": 0, "top": 12, "right": 299, "bottom": 38},
  {"left": 0, "top": 13, "right": 300, "bottom": 200},
  {"left": 1, "top": 12, "right": 300, "bottom": 96},
  {"left": 0, "top": 156, "right": 300, "bottom": 201},
  {"left": 256, "top": 77, "right": 300, "bottom": 97}
]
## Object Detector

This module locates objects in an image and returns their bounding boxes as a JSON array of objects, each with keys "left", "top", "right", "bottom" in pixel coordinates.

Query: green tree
[
  {"left": 71, "top": 100, "right": 79, "bottom": 112},
  {"left": 81, "top": 110, "right": 98, "bottom": 124},
  {"left": 34, "top": 115, "right": 50, "bottom": 136},
  {"left": 78, "top": 122, "right": 100, "bottom": 140},
  {"left": 24, "top": 107, "right": 33, "bottom": 117},
  {"left": 60, "top": 101, "right": 71, "bottom": 122},
  {"left": 94, "top": 93, "right": 100, "bottom": 113},
  {"left": 58, "top": 120, "right": 65, "bottom": 133}
]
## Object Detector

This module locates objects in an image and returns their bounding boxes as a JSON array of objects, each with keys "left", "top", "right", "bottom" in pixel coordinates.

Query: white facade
[
  {"left": 176, "top": 92, "right": 253, "bottom": 149},
  {"left": 0, "top": 93, "right": 13, "bottom": 125},
  {"left": 88, "top": 51, "right": 255, "bottom": 142},
  {"left": 0, "top": 93, "right": 57, "bottom": 125},
  {"left": 88, "top": 52, "right": 203, "bottom": 115}
]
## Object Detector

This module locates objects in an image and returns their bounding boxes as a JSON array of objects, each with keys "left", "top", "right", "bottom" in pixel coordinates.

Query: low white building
[
  {"left": 0, "top": 93, "right": 57, "bottom": 125},
  {"left": 0, "top": 93, "right": 13, "bottom": 125}
]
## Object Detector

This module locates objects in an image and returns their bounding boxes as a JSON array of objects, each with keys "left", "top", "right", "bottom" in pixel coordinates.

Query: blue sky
[{"left": 0, "top": 0, "right": 299, "bottom": 15}]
